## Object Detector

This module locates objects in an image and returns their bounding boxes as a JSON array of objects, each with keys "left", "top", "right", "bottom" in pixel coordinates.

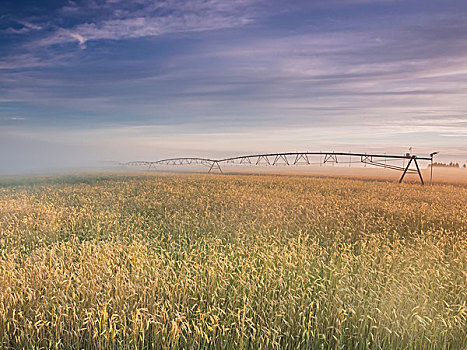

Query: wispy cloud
[
  {"left": 5, "top": 21, "right": 43, "bottom": 34},
  {"left": 34, "top": 0, "right": 262, "bottom": 49},
  {"left": 0, "top": 116, "right": 27, "bottom": 126},
  {"left": 69, "top": 33, "right": 87, "bottom": 49},
  {"left": 4, "top": 116, "right": 26, "bottom": 121}
]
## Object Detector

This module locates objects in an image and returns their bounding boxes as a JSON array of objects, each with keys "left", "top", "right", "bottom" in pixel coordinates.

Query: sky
[{"left": 1, "top": 0, "right": 467, "bottom": 172}]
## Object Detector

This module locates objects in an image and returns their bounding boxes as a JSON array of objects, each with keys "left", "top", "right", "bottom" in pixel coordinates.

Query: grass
[{"left": 0, "top": 173, "right": 466, "bottom": 349}]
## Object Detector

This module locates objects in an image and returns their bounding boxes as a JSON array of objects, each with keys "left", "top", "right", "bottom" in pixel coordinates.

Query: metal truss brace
[
  {"left": 273, "top": 154, "right": 289, "bottom": 165},
  {"left": 399, "top": 157, "right": 424, "bottom": 184},
  {"left": 294, "top": 154, "right": 310, "bottom": 165},
  {"left": 208, "top": 161, "right": 223, "bottom": 174},
  {"left": 323, "top": 154, "right": 338, "bottom": 163}
]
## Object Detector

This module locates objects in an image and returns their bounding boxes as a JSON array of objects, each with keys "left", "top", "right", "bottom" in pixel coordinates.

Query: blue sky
[{"left": 1, "top": 0, "right": 467, "bottom": 171}]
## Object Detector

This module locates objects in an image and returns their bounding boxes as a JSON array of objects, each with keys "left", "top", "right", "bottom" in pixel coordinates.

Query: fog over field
[{"left": 113, "top": 165, "right": 467, "bottom": 185}]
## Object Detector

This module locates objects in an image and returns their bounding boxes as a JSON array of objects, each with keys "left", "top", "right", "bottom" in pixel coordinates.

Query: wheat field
[{"left": 0, "top": 173, "right": 466, "bottom": 349}]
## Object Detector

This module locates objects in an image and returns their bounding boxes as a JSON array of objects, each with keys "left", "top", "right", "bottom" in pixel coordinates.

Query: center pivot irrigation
[{"left": 121, "top": 151, "right": 439, "bottom": 185}]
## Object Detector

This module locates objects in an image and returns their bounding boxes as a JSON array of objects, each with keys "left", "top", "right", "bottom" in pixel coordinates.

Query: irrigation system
[{"left": 121, "top": 151, "right": 439, "bottom": 185}]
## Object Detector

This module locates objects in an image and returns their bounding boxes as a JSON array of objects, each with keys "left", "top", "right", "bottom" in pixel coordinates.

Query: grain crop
[{"left": 0, "top": 173, "right": 466, "bottom": 349}]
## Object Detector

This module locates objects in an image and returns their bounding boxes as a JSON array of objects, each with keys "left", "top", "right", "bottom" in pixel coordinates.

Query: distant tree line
[{"left": 430, "top": 162, "right": 466, "bottom": 168}]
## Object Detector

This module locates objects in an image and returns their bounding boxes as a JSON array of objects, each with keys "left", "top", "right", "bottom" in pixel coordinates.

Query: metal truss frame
[{"left": 121, "top": 152, "right": 435, "bottom": 184}]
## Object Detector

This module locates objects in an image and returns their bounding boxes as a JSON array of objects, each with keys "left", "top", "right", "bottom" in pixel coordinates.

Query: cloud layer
[{"left": 1, "top": 0, "right": 467, "bottom": 170}]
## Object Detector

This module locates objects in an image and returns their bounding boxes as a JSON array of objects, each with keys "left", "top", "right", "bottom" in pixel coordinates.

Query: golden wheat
[{"left": 0, "top": 174, "right": 466, "bottom": 349}]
